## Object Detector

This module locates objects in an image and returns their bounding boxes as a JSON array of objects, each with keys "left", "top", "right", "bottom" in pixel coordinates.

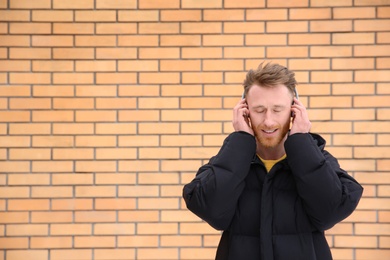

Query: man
[{"left": 182, "top": 62, "right": 363, "bottom": 260}]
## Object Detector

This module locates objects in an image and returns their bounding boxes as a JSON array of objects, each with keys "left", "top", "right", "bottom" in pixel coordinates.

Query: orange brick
[
  {"left": 51, "top": 224, "right": 92, "bottom": 235},
  {"left": 32, "top": 161, "right": 73, "bottom": 173},
  {"left": 117, "top": 235, "right": 158, "bottom": 247},
  {"left": 8, "top": 174, "right": 50, "bottom": 186},
  {"left": 138, "top": 222, "right": 178, "bottom": 234},
  {"left": 51, "top": 199, "right": 93, "bottom": 211},
  {"left": 180, "top": 222, "right": 219, "bottom": 235},
  {"left": 76, "top": 110, "right": 116, "bottom": 122},
  {"left": 182, "top": 72, "right": 223, "bottom": 84},
  {"left": 181, "top": 22, "right": 222, "bottom": 34},
  {"left": 378, "top": 6, "right": 390, "bottom": 18},
  {"left": 95, "top": 198, "right": 136, "bottom": 210},
  {"left": 53, "top": 0, "right": 94, "bottom": 9},
  {"left": 0, "top": 187, "right": 29, "bottom": 198},
  {"left": 31, "top": 211, "right": 73, "bottom": 223},
  {"left": 52, "top": 173, "right": 93, "bottom": 185},
  {"left": 161, "top": 110, "right": 202, "bottom": 121},
  {"left": 118, "top": 60, "right": 157, "bottom": 72},
  {"left": 356, "top": 70, "right": 390, "bottom": 82},
  {"left": 224, "top": 0, "right": 265, "bottom": 8},
  {"left": 267, "top": 46, "right": 308, "bottom": 58},
  {"left": 224, "top": 22, "right": 265, "bottom": 33},
  {"left": 96, "top": 48, "right": 137, "bottom": 59},
  {"left": 206, "top": 60, "right": 244, "bottom": 71},
  {"left": 311, "top": 71, "right": 353, "bottom": 83},
  {"left": 118, "top": 185, "right": 159, "bottom": 197},
  {"left": 139, "top": 22, "right": 179, "bottom": 34},
  {"left": 0, "top": 212, "right": 29, "bottom": 223},
  {"left": 335, "top": 235, "right": 377, "bottom": 248},
  {"left": 75, "top": 211, "right": 116, "bottom": 223},
  {"left": 95, "top": 249, "right": 136, "bottom": 260},
  {"left": 32, "top": 36, "right": 74, "bottom": 47},
  {"left": 355, "top": 45, "right": 390, "bottom": 57},
  {"left": 10, "top": 22, "right": 51, "bottom": 34},
  {"left": 246, "top": 9, "right": 287, "bottom": 20},
  {"left": 31, "top": 236, "right": 73, "bottom": 249},
  {"left": 33, "top": 61, "right": 73, "bottom": 72},
  {"left": 333, "top": 108, "right": 375, "bottom": 120},
  {"left": 32, "top": 10, "right": 73, "bottom": 21},
  {"left": 289, "top": 33, "right": 331, "bottom": 45},
  {"left": 290, "top": 8, "right": 331, "bottom": 20},
  {"left": 139, "top": 72, "right": 180, "bottom": 84},
  {"left": 180, "top": 248, "right": 216, "bottom": 260},
  {"left": 74, "top": 236, "right": 115, "bottom": 248},
  {"left": 118, "top": 85, "right": 160, "bottom": 97},
  {"left": 53, "top": 23, "right": 94, "bottom": 34},
  {"left": 96, "top": 173, "right": 136, "bottom": 185},
  {"left": 10, "top": 73, "right": 51, "bottom": 84},
  {"left": 76, "top": 85, "right": 117, "bottom": 97},
  {"left": 0, "top": 85, "right": 31, "bottom": 97},
  {"left": 32, "top": 86, "right": 73, "bottom": 97},
  {"left": 6, "top": 250, "right": 48, "bottom": 260},
  {"left": 7, "top": 224, "right": 48, "bottom": 236},
  {"left": 356, "top": 249, "right": 390, "bottom": 260},
  {"left": 182, "top": 47, "right": 222, "bottom": 58},
  {"left": 311, "top": 121, "right": 352, "bottom": 133},
  {"left": 75, "top": 186, "right": 116, "bottom": 198},
  {"left": 332, "top": 58, "right": 375, "bottom": 70},
  {"left": 0, "top": 10, "right": 29, "bottom": 21},
  {"left": 76, "top": 61, "right": 116, "bottom": 72},
  {"left": 118, "top": 135, "right": 159, "bottom": 147},
  {"left": 53, "top": 73, "right": 94, "bottom": 84},
  {"left": 94, "top": 223, "right": 135, "bottom": 235},
  {"left": 334, "top": 7, "right": 375, "bottom": 19},
  {"left": 51, "top": 249, "right": 92, "bottom": 260},
  {"left": 161, "top": 159, "right": 202, "bottom": 172},
  {"left": 10, "top": 47, "right": 50, "bottom": 59},
  {"left": 203, "top": 35, "right": 243, "bottom": 46},
  {"left": 96, "top": 123, "right": 137, "bottom": 134},
  {"left": 32, "top": 186, "right": 73, "bottom": 198},
  {"left": 9, "top": 148, "right": 51, "bottom": 160},
  {"left": 246, "top": 34, "right": 287, "bottom": 46},
  {"left": 76, "top": 35, "right": 116, "bottom": 46},
  {"left": 138, "top": 173, "right": 179, "bottom": 185},
  {"left": 267, "top": 21, "right": 308, "bottom": 33},
  {"left": 53, "top": 48, "right": 94, "bottom": 59},
  {"left": 160, "top": 35, "right": 201, "bottom": 46},
  {"left": 75, "top": 10, "right": 116, "bottom": 22},
  {"left": 0, "top": 136, "right": 30, "bottom": 147},
  {"left": 311, "top": 20, "right": 352, "bottom": 32},
  {"left": 311, "top": 46, "right": 352, "bottom": 57},
  {"left": 118, "top": 10, "right": 158, "bottom": 22},
  {"left": 96, "top": 72, "right": 137, "bottom": 84},
  {"left": 288, "top": 59, "right": 330, "bottom": 70},
  {"left": 32, "top": 111, "right": 74, "bottom": 122},
  {"left": 96, "top": 23, "right": 137, "bottom": 34},
  {"left": 355, "top": 19, "right": 390, "bottom": 32},
  {"left": 203, "top": 9, "right": 244, "bottom": 21},
  {"left": 75, "top": 161, "right": 116, "bottom": 172},
  {"left": 0, "top": 237, "right": 28, "bottom": 249},
  {"left": 226, "top": 47, "right": 262, "bottom": 59},
  {"left": 118, "top": 36, "right": 158, "bottom": 47},
  {"left": 139, "top": 47, "right": 180, "bottom": 59},
  {"left": 161, "top": 10, "right": 201, "bottom": 21},
  {"left": 96, "top": 0, "right": 137, "bottom": 9},
  {"left": 378, "top": 57, "right": 390, "bottom": 68},
  {"left": 160, "top": 60, "right": 200, "bottom": 72},
  {"left": 139, "top": 147, "right": 180, "bottom": 159},
  {"left": 333, "top": 33, "right": 375, "bottom": 45},
  {"left": 11, "top": 0, "right": 51, "bottom": 8},
  {"left": 10, "top": 97, "right": 51, "bottom": 109},
  {"left": 96, "top": 148, "right": 137, "bottom": 160}
]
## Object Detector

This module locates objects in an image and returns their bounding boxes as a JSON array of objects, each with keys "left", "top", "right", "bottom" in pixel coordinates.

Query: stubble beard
[{"left": 254, "top": 121, "right": 290, "bottom": 149}]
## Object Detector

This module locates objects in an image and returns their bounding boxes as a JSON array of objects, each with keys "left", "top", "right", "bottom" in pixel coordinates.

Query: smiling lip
[{"left": 262, "top": 129, "right": 278, "bottom": 135}]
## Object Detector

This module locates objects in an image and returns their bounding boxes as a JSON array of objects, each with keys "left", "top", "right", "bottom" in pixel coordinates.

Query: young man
[{"left": 182, "top": 63, "right": 363, "bottom": 260}]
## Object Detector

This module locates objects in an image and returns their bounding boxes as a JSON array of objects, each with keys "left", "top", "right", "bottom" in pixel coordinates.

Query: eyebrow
[{"left": 252, "top": 104, "right": 286, "bottom": 109}]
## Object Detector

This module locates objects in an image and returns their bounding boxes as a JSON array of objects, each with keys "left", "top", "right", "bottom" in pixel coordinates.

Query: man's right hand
[{"left": 232, "top": 99, "right": 254, "bottom": 136}]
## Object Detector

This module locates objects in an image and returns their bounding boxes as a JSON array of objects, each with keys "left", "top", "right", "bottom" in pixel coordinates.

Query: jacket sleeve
[
  {"left": 285, "top": 133, "right": 364, "bottom": 231},
  {"left": 182, "top": 131, "right": 257, "bottom": 230}
]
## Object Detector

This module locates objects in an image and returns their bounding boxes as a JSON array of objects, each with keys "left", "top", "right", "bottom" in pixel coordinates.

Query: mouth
[{"left": 262, "top": 129, "right": 278, "bottom": 135}]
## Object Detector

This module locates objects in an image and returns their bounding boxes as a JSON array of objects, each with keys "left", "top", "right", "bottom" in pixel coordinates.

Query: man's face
[{"left": 246, "top": 84, "right": 293, "bottom": 149}]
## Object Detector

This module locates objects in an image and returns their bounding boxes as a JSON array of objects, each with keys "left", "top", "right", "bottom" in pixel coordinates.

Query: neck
[{"left": 256, "top": 135, "right": 287, "bottom": 160}]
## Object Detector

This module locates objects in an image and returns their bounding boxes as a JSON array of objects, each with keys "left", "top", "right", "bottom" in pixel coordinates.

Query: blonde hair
[{"left": 243, "top": 62, "right": 297, "bottom": 97}]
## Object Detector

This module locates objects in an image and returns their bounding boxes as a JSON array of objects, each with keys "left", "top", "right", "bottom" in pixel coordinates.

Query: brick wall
[{"left": 0, "top": 0, "right": 389, "bottom": 259}]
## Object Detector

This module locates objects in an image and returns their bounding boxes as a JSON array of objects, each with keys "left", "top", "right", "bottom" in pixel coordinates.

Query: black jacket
[{"left": 183, "top": 131, "right": 363, "bottom": 260}]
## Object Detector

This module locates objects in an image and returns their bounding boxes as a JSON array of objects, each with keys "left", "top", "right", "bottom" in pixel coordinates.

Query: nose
[{"left": 262, "top": 110, "right": 274, "bottom": 127}]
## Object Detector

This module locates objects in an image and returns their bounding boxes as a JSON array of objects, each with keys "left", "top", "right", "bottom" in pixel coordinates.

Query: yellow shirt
[{"left": 258, "top": 154, "right": 286, "bottom": 173}]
